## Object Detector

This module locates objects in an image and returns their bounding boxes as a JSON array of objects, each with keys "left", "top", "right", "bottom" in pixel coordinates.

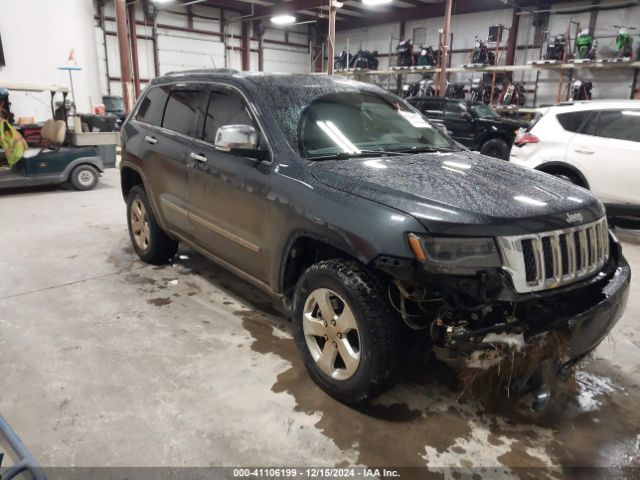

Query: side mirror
[
  {"left": 214, "top": 124, "right": 268, "bottom": 161},
  {"left": 461, "top": 112, "right": 474, "bottom": 121}
]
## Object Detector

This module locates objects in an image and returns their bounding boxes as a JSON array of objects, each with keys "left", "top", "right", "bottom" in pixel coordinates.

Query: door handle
[
  {"left": 190, "top": 152, "right": 207, "bottom": 163},
  {"left": 144, "top": 135, "right": 157, "bottom": 145},
  {"left": 574, "top": 148, "right": 594, "bottom": 155}
]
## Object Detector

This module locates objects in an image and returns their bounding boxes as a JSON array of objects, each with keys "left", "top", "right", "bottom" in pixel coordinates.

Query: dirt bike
[
  {"left": 544, "top": 33, "right": 567, "bottom": 61},
  {"left": 396, "top": 39, "right": 415, "bottom": 67},
  {"left": 615, "top": 25, "right": 635, "bottom": 58},
  {"left": 576, "top": 29, "right": 597, "bottom": 60},
  {"left": 416, "top": 45, "right": 439, "bottom": 67},
  {"left": 571, "top": 80, "right": 593, "bottom": 100},
  {"left": 470, "top": 37, "right": 495, "bottom": 65}
]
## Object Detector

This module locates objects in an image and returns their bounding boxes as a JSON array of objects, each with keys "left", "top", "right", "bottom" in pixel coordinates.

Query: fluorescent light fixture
[
  {"left": 151, "top": 0, "right": 174, "bottom": 3},
  {"left": 271, "top": 14, "right": 296, "bottom": 25},
  {"left": 362, "top": 0, "right": 393, "bottom": 5}
]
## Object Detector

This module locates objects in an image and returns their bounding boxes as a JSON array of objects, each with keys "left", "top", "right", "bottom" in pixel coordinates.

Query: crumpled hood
[{"left": 309, "top": 151, "right": 604, "bottom": 236}]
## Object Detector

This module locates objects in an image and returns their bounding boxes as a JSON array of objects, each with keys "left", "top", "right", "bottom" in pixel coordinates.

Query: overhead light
[
  {"left": 151, "top": 0, "right": 174, "bottom": 3},
  {"left": 271, "top": 14, "right": 296, "bottom": 25},
  {"left": 362, "top": 0, "right": 393, "bottom": 5}
]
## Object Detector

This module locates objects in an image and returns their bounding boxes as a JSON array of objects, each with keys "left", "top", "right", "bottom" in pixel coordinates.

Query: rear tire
[
  {"left": 480, "top": 138, "right": 510, "bottom": 160},
  {"left": 291, "top": 259, "right": 401, "bottom": 405},
  {"left": 69, "top": 164, "right": 99, "bottom": 191},
  {"left": 126, "top": 185, "right": 178, "bottom": 265}
]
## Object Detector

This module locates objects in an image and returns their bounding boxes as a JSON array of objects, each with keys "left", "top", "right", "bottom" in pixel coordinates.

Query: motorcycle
[
  {"left": 416, "top": 45, "right": 439, "bottom": 67},
  {"left": 334, "top": 49, "right": 355, "bottom": 71},
  {"left": 501, "top": 83, "right": 526, "bottom": 107},
  {"left": 401, "top": 82, "right": 420, "bottom": 98},
  {"left": 396, "top": 39, "right": 415, "bottom": 67},
  {"left": 576, "top": 29, "right": 597, "bottom": 60},
  {"left": 571, "top": 80, "right": 593, "bottom": 100},
  {"left": 470, "top": 78, "right": 495, "bottom": 104},
  {"left": 446, "top": 82, "right": 466, "bottom": 99},
  {"left": 418, "top": 79, "right": 436, "bottom": 97},
  {"left": 352, "top": 49, "right": 379, "bottom": 70},
  {"left": 544, "top": 33, "right": 567, "bottom": 61},
  {"left": 470, "top": 36, "right": 495, "bottom": 65},
  {"left": 615, "top": 25, "right": 635, "bottom": 59}
]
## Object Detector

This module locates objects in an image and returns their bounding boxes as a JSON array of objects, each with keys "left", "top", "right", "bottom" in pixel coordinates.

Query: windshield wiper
[
  {"left": 386, "top": 146, "right": 457, "bottom": 154},
  {"left": 306, "top": 150, "right": 407, "bottom": 161}
]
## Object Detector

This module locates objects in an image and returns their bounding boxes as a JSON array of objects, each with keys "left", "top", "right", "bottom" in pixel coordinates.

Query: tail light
[{"left": 515, "top": 131, "right": 540, "bottom": 147}]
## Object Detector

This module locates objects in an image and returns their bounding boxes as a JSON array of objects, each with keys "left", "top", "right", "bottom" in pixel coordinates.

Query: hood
[
  {"left": 477, "top": 117, "right": 528, "bottom": 131},
  {"left": 309, "top": 151, "right": 604, "bottom": 236}
]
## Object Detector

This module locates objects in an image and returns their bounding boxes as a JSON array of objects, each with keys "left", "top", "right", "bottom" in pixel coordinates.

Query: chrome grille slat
[{"left": 498, "top": 217, "right": 609, "bottom": 293}]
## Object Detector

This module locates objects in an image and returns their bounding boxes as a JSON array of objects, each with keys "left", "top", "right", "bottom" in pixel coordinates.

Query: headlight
[{"left": 408, "top": 234, "right": 501, "bottom": 274}]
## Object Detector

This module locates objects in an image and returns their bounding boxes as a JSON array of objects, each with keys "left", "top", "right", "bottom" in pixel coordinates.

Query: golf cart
[{"left": 0, "top": 82, "right": 115, "bottom": 191}]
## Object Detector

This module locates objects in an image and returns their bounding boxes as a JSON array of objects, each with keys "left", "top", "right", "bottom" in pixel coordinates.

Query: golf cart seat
[{"left": 23, "top": 119, "right": 66, "bottom": 158}]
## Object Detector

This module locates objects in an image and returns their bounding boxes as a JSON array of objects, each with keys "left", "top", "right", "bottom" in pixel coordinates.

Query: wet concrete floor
[{"left": 0, "top": 170, "right": 639, "bottom": 478}]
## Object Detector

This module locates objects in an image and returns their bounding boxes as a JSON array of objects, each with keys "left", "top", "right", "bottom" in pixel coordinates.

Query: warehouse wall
[
  {"left": 95, "top": 2, "right": 311, "bottom": 99},
  {"left": 0, "top": 0, "right": 102, "bottom": 121},
  {"left": 336, "top": 0, "right": 640, "bottom": 105}
]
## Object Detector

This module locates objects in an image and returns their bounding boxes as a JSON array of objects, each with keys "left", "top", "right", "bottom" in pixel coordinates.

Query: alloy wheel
[
  {"left": 302, "top": 288, "right": 361, "bottom": 380},
  {"left": 130, "top": 198, "right": 150, "bottom": 252}
]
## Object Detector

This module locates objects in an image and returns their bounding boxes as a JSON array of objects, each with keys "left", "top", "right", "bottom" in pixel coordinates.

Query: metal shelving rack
[{"left": 337, "top": 60, "right": 640, "bottom": 103}]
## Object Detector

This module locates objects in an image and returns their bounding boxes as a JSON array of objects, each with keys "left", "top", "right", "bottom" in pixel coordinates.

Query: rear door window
[
  {"left": 556, "top": 111, "right": 590, "bottom": 133},
  {"left": 161, "top": 88, "right": 205, "bottom": 137},
  {"left": 587, "top": 109, "right": 640, "bottom": 142},
  {"left": 135, "top": 86, "right": 169, "bottom": 126}
]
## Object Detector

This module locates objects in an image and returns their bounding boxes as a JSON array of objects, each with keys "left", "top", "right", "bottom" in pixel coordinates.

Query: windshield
[
  {"left": 298, "top": 92, "right": 455, "bottom": 159},
  {"left": 470, "top": 103, "right": 499, "bottom": 119}
]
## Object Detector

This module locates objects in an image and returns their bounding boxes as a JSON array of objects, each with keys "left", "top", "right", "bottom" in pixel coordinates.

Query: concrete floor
[{"left": 1, "top": 169, "right": 639, "bottom": 478}]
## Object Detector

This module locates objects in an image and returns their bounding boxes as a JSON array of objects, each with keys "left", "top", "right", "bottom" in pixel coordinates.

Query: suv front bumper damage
[{"left": 376, "top": 237, "right": 630, "bottom": 410}]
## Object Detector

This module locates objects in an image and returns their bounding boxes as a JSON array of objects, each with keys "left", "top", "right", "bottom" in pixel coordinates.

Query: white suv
[{"left": 510, "top": 100, "right": 640, "bottom": 221}]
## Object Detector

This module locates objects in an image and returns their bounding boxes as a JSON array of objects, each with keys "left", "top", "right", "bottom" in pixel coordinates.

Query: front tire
[
  {"left": 126, "top": 185, "right": 178, "bottom": 264},
  {"left": 69, "top": 164, "right": 99, "bottom": 191},
  {"left": 292, "top": 259, "right": 401, "bottom": 405},
  {"left": 480, "top": 138, "right": 510, "bottom": 160}
]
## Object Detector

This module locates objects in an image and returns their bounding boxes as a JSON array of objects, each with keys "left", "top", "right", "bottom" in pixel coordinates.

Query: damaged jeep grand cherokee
[{"left": 120, "top": 71, "right": 630, "bottom": 409}]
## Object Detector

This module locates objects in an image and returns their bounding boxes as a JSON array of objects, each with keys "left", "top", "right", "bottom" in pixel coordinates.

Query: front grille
[{"left": 497, "top": 217, "right": 609, "bottom": 293}]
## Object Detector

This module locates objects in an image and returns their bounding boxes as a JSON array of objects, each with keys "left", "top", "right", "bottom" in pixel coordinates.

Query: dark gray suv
[{"left": 120, "top": 70, "right": 630, "bottom": 408}]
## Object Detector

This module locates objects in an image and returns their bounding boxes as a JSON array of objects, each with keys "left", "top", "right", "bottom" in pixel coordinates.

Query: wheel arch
[
  {"left": 120, "top": 164, "right": 146, "bottom": 200},
  {"left": 61, "top": 157, "right": 104, "bottom": 182},
  {"left": 535, "top": 161, "right": 590, "bottom": 189},
  {"left": 278, "top": 231, "right": 367, "bottom": 298}
]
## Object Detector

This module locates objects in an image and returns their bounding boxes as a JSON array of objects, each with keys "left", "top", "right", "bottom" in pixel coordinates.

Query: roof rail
[{"left": 163, "top": 68, "right": 240, "bottom": 76}]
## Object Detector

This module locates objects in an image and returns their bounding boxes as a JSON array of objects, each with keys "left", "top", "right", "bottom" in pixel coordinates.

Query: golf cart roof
[{"left": 0, "top": 81, "right": 70, "bottom": 93}]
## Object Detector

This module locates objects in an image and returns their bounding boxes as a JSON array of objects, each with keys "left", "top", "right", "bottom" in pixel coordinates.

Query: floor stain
[
  {"left": 147, "top": 297, "right": 172, "bottom": 307},
  {"left": 237, "top": 307, "right": 640, "bottom": 477}
]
